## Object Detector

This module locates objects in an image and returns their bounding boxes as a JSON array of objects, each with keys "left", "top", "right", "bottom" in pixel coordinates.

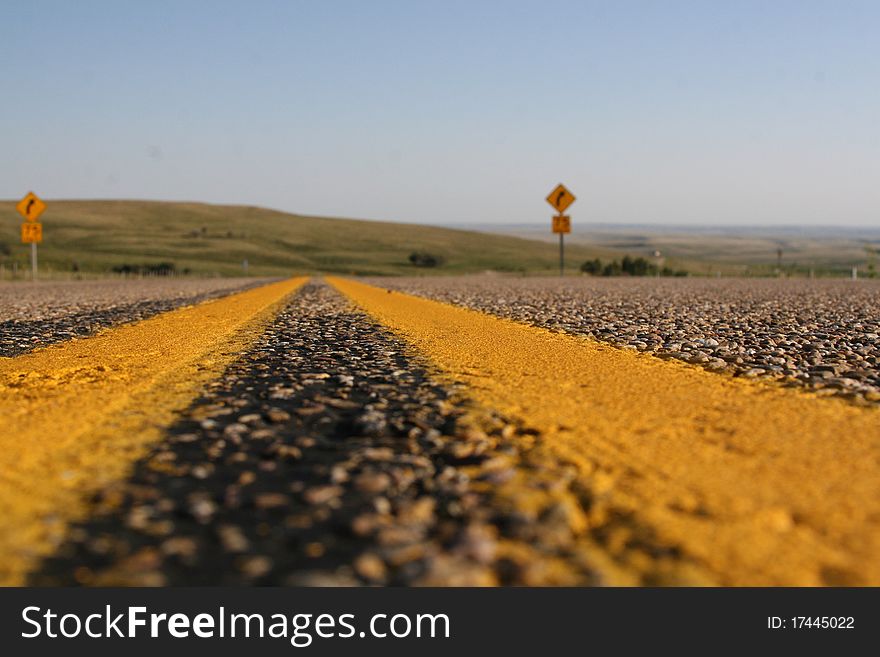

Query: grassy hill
[{"left": 0, "top": 200, "right": 622, "bottom": 277}]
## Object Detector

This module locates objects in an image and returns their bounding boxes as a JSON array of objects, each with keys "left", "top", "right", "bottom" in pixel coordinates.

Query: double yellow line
[{"left": 2, "top": 275, "right": 878, "bottom": 586}]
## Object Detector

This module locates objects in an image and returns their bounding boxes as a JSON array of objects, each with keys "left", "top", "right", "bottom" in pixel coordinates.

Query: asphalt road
[
  {"left": 334, "top": 277, "right": 880, "bottom": 585},
  {"left": 370, "top": 276, "right": 880, "bottom": 404},
  {"left": 0, "top": 277, "right": 274, "bottom": 357},
  {"left": 3, "top": 276, "right": 879, "bottom": 586},
  {"left": 33, "top": 282, "right": 596, "bottom": 586},
  {"left": 0, "top": 278, "right": 306, "bottom": 584}
]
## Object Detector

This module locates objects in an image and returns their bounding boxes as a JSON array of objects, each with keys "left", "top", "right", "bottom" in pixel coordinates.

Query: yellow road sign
[
  {"left": 16, "top": 192, "right": 46, "bottom": 222},
  {"left": 546, "top": 183, "right": 575, "bottom": 213},
  {"left": 552, "top": 215, "right": 571, "bottom": 234},
  {"left": 21, "top": 222, "right": 43, "bottom": 244}
]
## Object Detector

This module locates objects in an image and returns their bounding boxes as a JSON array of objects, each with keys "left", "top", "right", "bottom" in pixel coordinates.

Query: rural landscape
[
  {"left": 1, "top": 195, "right": 879, "bottom": 588},
  {"left": 2, "top": 199, "right": 879, "bottom": 279},
  {"left": 3, "top": 10, "right": 880, "bottom": 649}
]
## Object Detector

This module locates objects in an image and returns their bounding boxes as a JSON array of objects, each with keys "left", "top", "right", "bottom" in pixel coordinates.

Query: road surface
[{"left": 2, "top": 276, "right": 878, "bottom": 586}]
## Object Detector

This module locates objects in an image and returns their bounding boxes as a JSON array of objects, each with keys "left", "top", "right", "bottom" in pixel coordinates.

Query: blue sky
[{"left": 2, "top": 0, "right": 878, "bottom": 226}]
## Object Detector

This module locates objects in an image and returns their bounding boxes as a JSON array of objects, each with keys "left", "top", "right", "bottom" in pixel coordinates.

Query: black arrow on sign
[
  {"left": 556, "top": 190, "right": 566, "bottom": 206},
  {"left": 25, "top": 199, "right": 35, "bottom": 216}
]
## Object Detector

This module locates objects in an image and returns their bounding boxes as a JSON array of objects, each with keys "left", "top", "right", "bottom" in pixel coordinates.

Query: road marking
[
  {"left": 329, "top": 277, "right": 880, "bottom": 585},
  {"left": 0, "top": 277, "right": 307, "bottom": 584}
]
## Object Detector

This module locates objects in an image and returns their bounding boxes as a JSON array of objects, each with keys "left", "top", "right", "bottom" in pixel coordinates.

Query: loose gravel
[
  {"left": 0, "top": 278, "right": 275, "bottom": 357},
  {"left": 370, "top": 276, "right": 880, "bottom": 404},
  {"left": 33, "top": 281, "right": 606, "bottom": 586}
]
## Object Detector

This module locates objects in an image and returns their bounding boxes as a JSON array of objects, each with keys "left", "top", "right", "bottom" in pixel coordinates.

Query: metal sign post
[{"left": 559, "top": 230, "right": 564, "bottom": 276}]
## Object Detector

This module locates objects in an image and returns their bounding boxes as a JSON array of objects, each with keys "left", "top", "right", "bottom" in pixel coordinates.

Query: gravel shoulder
[
  {"left": 368, "top": 276, "right": 880, "bottom": 404},
  {"left": 33, "top": 281, "right": 605, "bottom": 586},
  {"left": 0, "top": 277, "right": 277, "bottom": 357}
]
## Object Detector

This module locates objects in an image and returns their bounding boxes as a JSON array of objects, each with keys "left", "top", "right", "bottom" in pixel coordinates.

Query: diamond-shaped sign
[
  {"left": 546, "top": 183, "right": 575, "bottom": 213},
  {"left": 16, "top": 192, "right": 46, "bottom": 222}
]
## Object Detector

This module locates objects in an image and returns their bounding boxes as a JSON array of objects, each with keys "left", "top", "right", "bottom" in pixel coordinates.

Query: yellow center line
[
  {"left": 329, "top": 277, "right": 880, "bottom": 585},
  {"left": 0, "top": 277, "right": 308, "bottom": 585}
]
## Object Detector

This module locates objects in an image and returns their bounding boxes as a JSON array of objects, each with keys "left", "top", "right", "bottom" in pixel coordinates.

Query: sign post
[
  {"left": 546, "top": 183, "right": 575, "bottom": 276},
  {"left": 16, "top": 192, "right": 46, "bottom": 281},
  {"left": 559, "top": 230, "right": 563, "bottom": 277}
]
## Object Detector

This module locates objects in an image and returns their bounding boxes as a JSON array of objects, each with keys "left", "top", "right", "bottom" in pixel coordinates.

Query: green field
[{"left": 0, "top": 200, "right": 623, "bottom": 278}]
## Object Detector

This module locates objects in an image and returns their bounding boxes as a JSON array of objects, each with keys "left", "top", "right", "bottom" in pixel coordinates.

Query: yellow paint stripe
[
  {"left": 0, "top": 277, "right": 307, "bottom": 585},
  {"left": 330, "top": 277, "right": 880, "bottom": 585}
]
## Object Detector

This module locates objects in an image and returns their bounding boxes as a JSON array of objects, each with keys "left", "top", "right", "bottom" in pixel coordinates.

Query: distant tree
[
  {"left": 582, "top": 256, "right": 688, "bottom": 277},
  {"left": 602, "top": 261, "right": 622, "bottom": 276},
  {"left": 408, "top": 252, "right": 444, "bottom": 268},
  {"left": 580, "top": 258, "right": 603, "bottom": 275},
  {"left": 111, "top": 262, "right": 177, "bottom": 276},
  {"left": 621, "top": 256, "right": 653, "bottom": 276}
]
